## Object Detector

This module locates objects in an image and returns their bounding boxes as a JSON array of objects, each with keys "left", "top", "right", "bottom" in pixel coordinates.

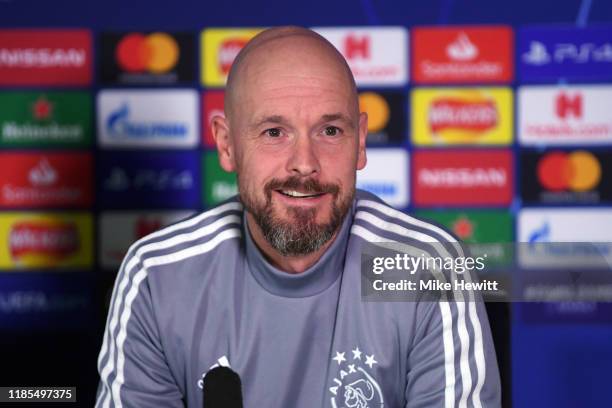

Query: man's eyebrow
[
  {"left": 251, "top": 115, "right": 289, "bottom": 129},
  {"left": 250, "top": 113, "right": 356, "bottom": 130},
  {"left": 320, "top": 113, "right": 355, "bottom": 129}
]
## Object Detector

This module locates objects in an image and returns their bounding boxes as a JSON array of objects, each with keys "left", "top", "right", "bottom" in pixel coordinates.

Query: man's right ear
[{"left": 211, "top": 115, "right": 236, "bottom": 172}]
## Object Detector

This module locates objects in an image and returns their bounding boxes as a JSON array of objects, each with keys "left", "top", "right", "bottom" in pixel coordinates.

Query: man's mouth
[{"left": 277, "top": 189, "right": 326, "bottom": 198}]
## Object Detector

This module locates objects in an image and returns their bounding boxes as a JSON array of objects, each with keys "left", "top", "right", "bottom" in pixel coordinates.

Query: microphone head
[{"left": 202, "top": 366, "right": 243, "bottom": 408}]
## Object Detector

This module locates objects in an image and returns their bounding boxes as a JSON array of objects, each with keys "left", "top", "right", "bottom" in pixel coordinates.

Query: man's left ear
[
  {"left": 212, "top": 115, "right": 236, "bottom": 172},
  {"left": 357, "top": 111, "right": 368, "bottom": 170}
]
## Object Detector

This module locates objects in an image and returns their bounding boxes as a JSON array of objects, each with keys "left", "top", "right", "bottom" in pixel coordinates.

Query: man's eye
[
  {"left": 323, "top": 126, "right": 340, "bottom": 136},
  {"left": 264, "top": 128, "right": 282, "bottom": 137}
]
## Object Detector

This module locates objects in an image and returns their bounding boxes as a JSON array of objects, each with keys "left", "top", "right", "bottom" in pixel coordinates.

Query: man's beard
[{"left": 239, "top": 176, "right": 354, "bottom": 257}]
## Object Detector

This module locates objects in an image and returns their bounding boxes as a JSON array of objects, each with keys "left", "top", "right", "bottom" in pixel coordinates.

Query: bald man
[{"left": 95, "top": 27, "right": 501, "bottom": 407}]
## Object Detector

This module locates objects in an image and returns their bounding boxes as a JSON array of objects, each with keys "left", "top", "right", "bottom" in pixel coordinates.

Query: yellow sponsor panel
[
  {"left": 411, "top": 87, "right": 513, "bottom": 146},
  {"left": 201, "top": 28, "right": 263, "bottom": 86},
  {"left": 0, "top": 212, "right": 93, "bottom": 269}
]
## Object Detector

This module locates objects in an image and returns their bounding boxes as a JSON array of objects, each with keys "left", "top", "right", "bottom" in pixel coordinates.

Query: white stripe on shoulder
[
  {"left": 96, "top": 203, "right": 241, "bottom": 408},
  {"left": 350, "top": 223, "right": 456, "bottom": 408},
  {"left": 129, "top": 201, "right": 242, "bottom": 251},
  {"left": 109, "top": 228, "right": 241, "bottom": 407},
  {"left": 356, "top": 201, "right": 486, "bottom": 408},
  {"left": 355, "top": 210, "right": 473, "bottom": 406},
  {"left": 357, "top": 199, "right": 461, "bottom": 246},
  {"left": 355, "top": 211, "right": 439, "bottom": 243},
  {"left": 98, "top": 214, "right": 241, "bottom": 390}
]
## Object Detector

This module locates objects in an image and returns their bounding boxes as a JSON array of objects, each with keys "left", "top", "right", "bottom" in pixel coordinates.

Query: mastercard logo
[
  {"left": 116, "top": 33, "right": 179, "bottom": 73},
  {"left": 358, "top": 92, "right": 390, "bottom": 133},
  {"left": 537, "top": 151, "right": 601, "bottom": 192}
]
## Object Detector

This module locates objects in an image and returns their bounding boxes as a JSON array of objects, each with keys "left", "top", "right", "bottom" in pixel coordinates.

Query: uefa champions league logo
[{"left": 328, "top": 346, "right": 384, "bottom": 408}]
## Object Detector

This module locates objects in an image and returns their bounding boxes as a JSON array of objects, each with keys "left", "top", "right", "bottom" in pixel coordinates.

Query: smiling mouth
[{"left": 277, "top": 189, "right": 326, "bottom": 198}]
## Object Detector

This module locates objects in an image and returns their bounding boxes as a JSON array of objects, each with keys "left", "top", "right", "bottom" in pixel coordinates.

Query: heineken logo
[
  {"left": 0, "top": 92, "right": 90, "bottom": 146},
  {"left": 32, "top": 96, "right": 53, "bottom": 120}
]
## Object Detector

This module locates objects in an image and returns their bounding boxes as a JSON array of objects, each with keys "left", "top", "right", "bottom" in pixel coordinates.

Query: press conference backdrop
[{"left": 1, "top": 0, "right": 612, "bottom": 406}]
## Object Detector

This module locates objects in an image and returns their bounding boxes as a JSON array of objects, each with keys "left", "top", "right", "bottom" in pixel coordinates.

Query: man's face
[{"left": 216, "top": 37, "right": 367, "bottom": 256}]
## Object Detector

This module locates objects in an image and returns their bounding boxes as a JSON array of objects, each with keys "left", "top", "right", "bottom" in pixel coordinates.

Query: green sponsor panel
[
  {"left": 0, "top": 92, "right": 92, "bottom": 147},
  {"left": 414, "top": 210, "right": 513, "bottom": 265},
  {"left": 202, "top": 151, "right": 238, "bottom": 207}
]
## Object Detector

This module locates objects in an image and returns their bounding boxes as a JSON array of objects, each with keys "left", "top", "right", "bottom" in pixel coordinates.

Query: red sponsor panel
[
  {"left": 0, "top": 152, "right": 93, "bottom": 208},
  {"left": 429, "top": 98, "right": 498, "bottom": 133},
  {"left": 412, "top": 26, "right": 513, "bottom": 83},
  {"left": 0, "top": 29, "right": 92, "bottom": 86},
  {"left": 10, "top": 221, "right": 79, "bottom": 260},
  {"left": 202, "top": 91, "right": 225, "bottom": 147},
  {"left": 219, "top": 38, "right": 249, "bottom": 75},
  {"left": 412, "top": 150, "right": 513, "bottom": 206}
]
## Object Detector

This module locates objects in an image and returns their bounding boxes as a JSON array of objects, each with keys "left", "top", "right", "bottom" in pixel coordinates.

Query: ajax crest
[{"left": 329, "top": 346, "right": 384, "bottom": 408}]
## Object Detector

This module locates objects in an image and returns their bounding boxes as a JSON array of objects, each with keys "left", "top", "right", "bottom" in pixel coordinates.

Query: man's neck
[{"left": 245, "top": 212, "right": 339, "bottom": 274}]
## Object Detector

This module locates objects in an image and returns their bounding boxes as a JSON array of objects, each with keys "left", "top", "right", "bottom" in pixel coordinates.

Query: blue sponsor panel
[
  {"left": 0, "top": 272, "right": 93, "bottom": 330},
  {"left": 513, "top": 319, "right": 612, "bottom": 408},
  {"left": 519, "top": 26, "right": 612, "bottom": 82},
  {"left": 97, "top": 89, "right": 199, "bottom": 149},
  {"left": 97, "top": 151, "right": 200, "bottom": 208}
]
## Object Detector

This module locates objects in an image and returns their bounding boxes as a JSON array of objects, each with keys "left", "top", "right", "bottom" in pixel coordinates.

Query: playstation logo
[
  {"left": 104, "top": 167, "right": 130, "bottom": 191},
  {"left": 523, "top": 41, "right": 551, "bottom": 65}
]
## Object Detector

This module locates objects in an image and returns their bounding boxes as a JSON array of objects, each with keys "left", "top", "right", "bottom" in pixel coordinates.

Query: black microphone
[{"left": 202, "top": 366, "right": 244, "bottom": 408}]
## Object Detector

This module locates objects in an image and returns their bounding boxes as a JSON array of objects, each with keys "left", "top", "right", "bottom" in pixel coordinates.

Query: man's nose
[{"left": 286, "top": 135, "right": 321, "bottom": 177}]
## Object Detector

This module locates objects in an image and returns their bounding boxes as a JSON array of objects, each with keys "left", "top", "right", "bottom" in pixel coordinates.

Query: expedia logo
[
  {"left": 537, "top": 151, "right": 601, "bottom": 192},
  {"left": 115, "top": 32, "right": 179, "bottom": 73},
  {"left": 9, "top": 221, "right": 79, "bottom": 262},
  {"left": 106, "top": 103, "right": 188, "bottom": 139},
  {"left": 218, "top": 38, "right": 248, "bottom": 75},
  {"left": 429, "top": 98, "right": 498, "bottom": 133}
]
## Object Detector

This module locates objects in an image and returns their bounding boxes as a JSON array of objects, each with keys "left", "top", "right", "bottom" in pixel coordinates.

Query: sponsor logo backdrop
[{"left": 1, "top": 22, "right": 612, "bottom": 407}]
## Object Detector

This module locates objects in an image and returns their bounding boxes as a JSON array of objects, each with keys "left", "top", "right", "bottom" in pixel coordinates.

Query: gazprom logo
[
  {"left": 357, "top": 182, "right": 397, "bottom": 197},
  {"left": 106, "top": 103, "right": 188, "bottom": 139}
]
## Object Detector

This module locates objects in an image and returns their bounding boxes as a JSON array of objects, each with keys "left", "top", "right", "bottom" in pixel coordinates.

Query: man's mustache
[{"left": 264, "top": 177, "right": 340, "bottom": 200}]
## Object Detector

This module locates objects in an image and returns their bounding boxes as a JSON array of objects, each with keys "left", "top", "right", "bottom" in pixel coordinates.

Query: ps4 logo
[
  {"left": 106, "top": 103, "right": 188, "bottom": 139},
  {"left": 523, "top": 41, "right": 612, "bottom": 66},
  {"left": 104, "top": 167, "right": 194, "bottom": 191}
]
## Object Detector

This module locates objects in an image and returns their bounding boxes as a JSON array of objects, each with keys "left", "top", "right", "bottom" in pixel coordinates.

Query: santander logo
[
  {"left": 446, "top": 32, "right": 479, "bottom": 61},
  {"left": 28, "top": 158, "right": 57, "bottom": 187}
]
